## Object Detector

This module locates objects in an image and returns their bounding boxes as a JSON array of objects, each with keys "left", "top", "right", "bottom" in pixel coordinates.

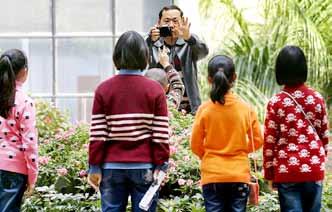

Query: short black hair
[
  {"left": 113, "top": 31, "right": 149, "bottom": 70},
  {"left": 275, "top": 45, "right": 307, "bottom": 86},
  {"left": 159, "top": 5, "right": 183, "bottom": 20}
]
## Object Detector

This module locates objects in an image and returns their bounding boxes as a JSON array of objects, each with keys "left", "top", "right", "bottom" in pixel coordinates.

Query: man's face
[{"left": 159, "top": 9, "right": 182, "bottom": 37}]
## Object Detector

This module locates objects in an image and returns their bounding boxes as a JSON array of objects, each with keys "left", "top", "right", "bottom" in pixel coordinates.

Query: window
[
  {"left": 56, "top": 0, "right": 112, "bottom": 33},
  {"left": 0, "top": 39, "right": 53, "bottom": 93},
  {"left": 0, "top": 0, "right": 173, "bottom": 121},
  {"left": 0, "top": 0, "right": 51, "bottom": 33},
  {"left": 56, "top": 38, "right": 113, "bottom": 93}
]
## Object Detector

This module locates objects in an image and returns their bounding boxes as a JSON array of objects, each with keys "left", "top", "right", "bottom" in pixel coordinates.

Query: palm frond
[
  {"left": 234, "top": 79, "right": 269, "bottom": 122},
  {"left": 198, "top": 0, "right": 332, "bottom": 114}
]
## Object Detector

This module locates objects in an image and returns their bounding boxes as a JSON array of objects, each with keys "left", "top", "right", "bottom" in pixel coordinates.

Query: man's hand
[
  {"left": 149, "top": 25, "right": 160, "bottom": 42},
  {"left": 158, "top": 47, "right": 170, "bottom": 68},
  {"left": 177, "top": 17, "right": 191, "bottom": 40},
  {"left": 88, "top": 173, "right": 102, "bottom": 191},
  {"left": 25, "top": 184, "right": 35, "bottom": 196}
]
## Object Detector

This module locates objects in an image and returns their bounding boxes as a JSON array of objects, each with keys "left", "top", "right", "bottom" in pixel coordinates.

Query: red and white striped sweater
[
  {"left": 88, "top": 72, "right": 170, "bottom": 166},
  {"left": 263, "top": 84, "right": 329, "bottom": 182}
]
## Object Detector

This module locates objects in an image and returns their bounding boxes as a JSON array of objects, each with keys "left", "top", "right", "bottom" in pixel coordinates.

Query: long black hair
[
  {"left": 0, "top": 49, "right": 28, "bottom": 118},
  {"left": 208, "top": 55, "right": 235, "bottom": 104}
]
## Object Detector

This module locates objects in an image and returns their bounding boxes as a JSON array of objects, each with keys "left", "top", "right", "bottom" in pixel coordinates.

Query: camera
[{"left": 158, "top": 26, "right": 172, "bottom": 37}]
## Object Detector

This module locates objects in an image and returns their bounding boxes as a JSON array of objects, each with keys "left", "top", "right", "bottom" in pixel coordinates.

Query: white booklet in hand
[{"left": 139, "top": 170, "right": 166, "bottom": 211}]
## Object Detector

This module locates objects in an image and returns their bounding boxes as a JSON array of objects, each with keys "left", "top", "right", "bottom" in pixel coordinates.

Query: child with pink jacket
[{"left": 0, "top": 49, "right": 38, "bottom": 211}]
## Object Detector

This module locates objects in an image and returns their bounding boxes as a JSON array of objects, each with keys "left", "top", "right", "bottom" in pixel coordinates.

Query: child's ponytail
[
  {"left": 0, "top": 56, "right": 16, "bottom": 118},
  {"left": 208, "top": 55, "right": 235, "bottom": 105},
  {"left": 210, "top": 68, "right": 231, "bottom": 104},
  {"left": 0, "top": 49, "right": 28, "bottom": 118}
]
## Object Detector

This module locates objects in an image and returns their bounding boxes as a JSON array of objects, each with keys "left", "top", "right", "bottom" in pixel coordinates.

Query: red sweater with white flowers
[{"left": 263, "top": 84, "right": 329, "bottom": 182}]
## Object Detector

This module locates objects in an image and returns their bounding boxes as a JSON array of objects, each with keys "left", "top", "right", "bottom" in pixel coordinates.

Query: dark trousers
[
  {"left": 202, "top": 182, "right": 249, "bottom": 212},
  {"left": 100, "top": 169, "right": 158, "bottom": 212},
  {"left": 277, "top": 182, "right": 323, "bottom": 212},
  {"left": 0, "top": 170, "right": 27, "bottom": 212}
]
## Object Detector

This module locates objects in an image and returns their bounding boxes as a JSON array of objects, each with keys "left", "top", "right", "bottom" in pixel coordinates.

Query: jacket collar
[
  {"left": 118, "top": 69, "right": 143, "bottom": 75},
  {"left": 153, "top": 37, "right": 186, "bottom": 48},
  {"left": 16, "top": 80, "right": 23, "bottom": 91},
  {"left": 283, "top": 83, "right": 306, "bottom": 92}
]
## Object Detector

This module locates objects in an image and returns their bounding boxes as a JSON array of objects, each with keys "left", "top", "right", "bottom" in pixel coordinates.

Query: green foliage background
[{"left": 198, "top": 0, "right": 332, "bottom": 122}]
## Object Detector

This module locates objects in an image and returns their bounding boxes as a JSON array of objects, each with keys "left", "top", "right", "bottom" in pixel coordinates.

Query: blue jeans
[
  {"left": 100, "top": 169, "right": 157, "bottom": 212},
  {"left": 202, "top": 183, "right": 249, "bottom": 212},
  {"left": 277, "top": 182, "right": 323, "bottom": 212},
  {"left": 0, "top": 170, "right": 27, "bottom": 212}
]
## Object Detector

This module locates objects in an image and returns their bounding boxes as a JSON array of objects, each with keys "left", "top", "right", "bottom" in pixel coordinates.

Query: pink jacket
[{"left": 0, "top": 81, "right": 38, "bottom": 185}]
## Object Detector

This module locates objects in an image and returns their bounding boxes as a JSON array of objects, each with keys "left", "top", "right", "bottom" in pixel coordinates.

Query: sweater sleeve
[
  {"left": 247, "top": 108, "right": 264, "bottom": 152},
  {"left": 88, "top": 89, "right": 108, "bottom": 167},
  {"left": 190, "top": 105, "right": 205, "bottom": 159},
  {"left": 263, "top": 102, "right": 279, "bottom": 181},
  {"left": 151, "top": 92, "right": 170, "bottom": 165},
  {"left": 186, "top": 34, "right": 209, "bottom": 61},
  {"left": 21, "top": 99, "right": 38, "bottom": 185},
  {"left": 165, "top": 65, "right": 185, "bottom": 109}
]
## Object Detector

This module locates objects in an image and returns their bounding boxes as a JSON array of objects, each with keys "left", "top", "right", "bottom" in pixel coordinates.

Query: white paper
[{"left": 139, "top": 171, "right": 166, "bottom": 211}]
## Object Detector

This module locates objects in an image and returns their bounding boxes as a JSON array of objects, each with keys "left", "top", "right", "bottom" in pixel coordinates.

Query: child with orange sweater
[{"left": 190, "top": 55, "right": 263, "bottom": 212}]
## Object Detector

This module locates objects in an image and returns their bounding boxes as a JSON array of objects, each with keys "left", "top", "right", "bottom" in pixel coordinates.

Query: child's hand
[
  {"left": 267, "top": 180, "right": 277, "bottom": 191},
  {"left": 153, "top": 162, "right": 168, "bottom": 186},
  {"left": 88, "top": 173, "right": 102, "bottom": 191},
  {"left": 158, "top": 47, "right": 170, "bottom": 68},
  {"left": 25, "top": 184, "right": 35, "bottom": 196},
  {"left": 153, "top": 169, "right": 159, "bottom": 185},
  {"left": 153, "top": 169, "right": 168, "bottom": 187}
]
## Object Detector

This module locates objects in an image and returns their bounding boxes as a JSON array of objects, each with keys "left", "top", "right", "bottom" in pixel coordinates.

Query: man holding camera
[{"left": 146, "top": 5, "right": 209, "bottom": 114}]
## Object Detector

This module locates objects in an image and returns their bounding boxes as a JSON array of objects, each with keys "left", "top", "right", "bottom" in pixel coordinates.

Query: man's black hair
[{"left": 159, "top": 5, "right": 183, "bottom": 19}]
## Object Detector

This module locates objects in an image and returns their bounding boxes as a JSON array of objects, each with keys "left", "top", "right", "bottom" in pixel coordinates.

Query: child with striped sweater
[{"left": 87, "top": 31, "right": 170, "bottom": 212}]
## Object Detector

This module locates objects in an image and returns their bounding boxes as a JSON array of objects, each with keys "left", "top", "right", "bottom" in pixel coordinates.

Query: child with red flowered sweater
[{"left": 264, "top": 46, "right": 329, "bottom": 212}]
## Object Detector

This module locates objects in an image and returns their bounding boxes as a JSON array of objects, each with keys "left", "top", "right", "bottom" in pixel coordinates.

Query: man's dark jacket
[{"left": 146, "top": 34, "right": 209, "bottom": 113}]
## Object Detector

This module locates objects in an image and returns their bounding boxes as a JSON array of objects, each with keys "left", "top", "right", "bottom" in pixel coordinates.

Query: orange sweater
[{"left": 190, "top": 92, "right": 263, "bottom": 185}]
